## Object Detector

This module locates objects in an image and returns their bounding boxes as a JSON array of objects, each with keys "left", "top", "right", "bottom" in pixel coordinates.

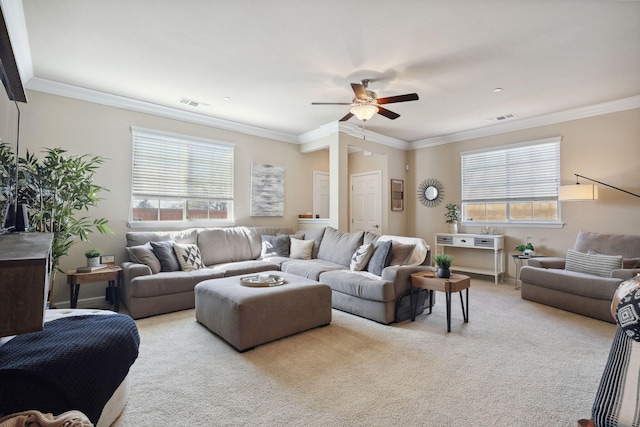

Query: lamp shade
[
  {"left": 350, "top": 104, "right": 379, "bottom": 121},
  {"left": 559, "top": 184, "right": 599, "bottom": 201}
]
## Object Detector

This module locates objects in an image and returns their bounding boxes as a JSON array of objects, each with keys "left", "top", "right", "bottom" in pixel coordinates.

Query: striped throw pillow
[{"left": 565, "top": 249, "right": 623, "bottom": 278}]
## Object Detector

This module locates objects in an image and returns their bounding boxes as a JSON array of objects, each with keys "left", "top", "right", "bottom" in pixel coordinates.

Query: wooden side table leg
[
  {"left": 109, "top": 279, "right": 119, "bottom": 312},
  {"left": 410, "top": 285, "right": 416, "bottom": 321},
  {"left": 460, "top": 288, "right": 469, "bottom": 323}
]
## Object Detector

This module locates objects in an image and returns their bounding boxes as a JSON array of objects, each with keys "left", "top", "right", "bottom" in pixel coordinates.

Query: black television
[{"left": 0, "top": 3, "right": 28, "bottom": 233}]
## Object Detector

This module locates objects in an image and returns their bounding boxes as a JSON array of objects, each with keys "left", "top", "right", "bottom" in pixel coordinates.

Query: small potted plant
[
  {"left": 434, "top": 253, "right": 453, "bottom": 278},
  {"left": 445, "top": 203, "right": 461, "bottom": 234},
  {"left": 84, "top": 249, "right": 102, "bottom": 267},
  {"left": 515, "top": 237, "right": 535, "bottom": 256}
]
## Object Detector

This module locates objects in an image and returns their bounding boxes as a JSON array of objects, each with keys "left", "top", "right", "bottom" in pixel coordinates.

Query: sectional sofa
[{"left": 121, "top": 226, "right": 433, "bottom": 324}]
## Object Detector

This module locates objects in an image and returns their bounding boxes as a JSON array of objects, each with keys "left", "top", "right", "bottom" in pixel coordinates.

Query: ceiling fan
[{"left": 311, "top": 79, "right": 419, "bottom": 122}]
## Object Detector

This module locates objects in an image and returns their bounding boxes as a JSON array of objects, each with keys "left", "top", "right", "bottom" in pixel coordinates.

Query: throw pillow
[
  {"left": 616, "top": 277, "right": 640, "bottom": 342},
  {"left": 126, "top": 242, "right": 161, "bottom": 274},
  {"left": 389, "top": 241, "right": 415, "bottom": 266},
  {"left": 350, "top": 243, "right": 374, "bottom": 271},
  {"left": 150, "top": 240, "right": 181, "bottom": 272},
  {"left": 260, "top": 234, "right": 290, "bottom": 258},
  {"left": 290, "top": 238, "right": 314, "bottom": 260},
  {"left": 565, "top": 249, "right": 623, "bottom": 278},
  {"left": 367, "top": 240, "right": 393, "bottom": 276},
  {"left": 173, "top": 242, "right": 205, "bottom": 271}
]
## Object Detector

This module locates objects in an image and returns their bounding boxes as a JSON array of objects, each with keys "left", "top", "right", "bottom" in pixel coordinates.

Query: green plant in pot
[
  {"left": 84, "top": 249, "right": 102, "bottom": 267},
  {"left": 1, "top": 146, "right": 114, "bottom": 306},
  {"left": 434, "top": 253, "right": 453, "bottom": 278},
  {"left": 515, "top": 237, "right": 535, "bottom": 255},
  {"left": 445, "top": 203, "right": 460, "bottom": 234}
]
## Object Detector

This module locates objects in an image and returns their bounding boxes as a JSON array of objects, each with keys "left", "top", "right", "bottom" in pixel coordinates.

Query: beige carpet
[{"left": 114, "top": 279, "right": 616, "bottom": 426}]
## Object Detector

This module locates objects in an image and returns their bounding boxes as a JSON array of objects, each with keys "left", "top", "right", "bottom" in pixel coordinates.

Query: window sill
[
  {"left": 461, "top": 221, "right": 565, "bottom": 229},
  {"left": 128, "top": 220, "right": 237, "bottom": 229}
]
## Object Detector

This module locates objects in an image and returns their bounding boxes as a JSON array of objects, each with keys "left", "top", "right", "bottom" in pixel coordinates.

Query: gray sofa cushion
[
  {"left": 150, "top": 241, "right": 180, "bottom": 272},
  {"left": 281, "top": 259, "right": 346, "bottom": 280},
  {"left": 126, "top": 229, "right": 197, "bottom": 247},
  {"left": 198, "top": 227, "right": 254, "bottom": 266},
  {"left": 320, "top": 270, "right": 395, "bottom": 302},
  {"left": 317, "top": 227, "right": 364, "bottom": 266},
  {"left": 302, "top": 227, "right": 326, "bottom": 259},
  {"left": 573, "top": 230, "right": 640, "bottom": 258},
  {"left": 520, "top": 266, "right": 622, "bottom": 300},
  {"left": 209, "top": 260, "right": 279, "bottom": 277}
]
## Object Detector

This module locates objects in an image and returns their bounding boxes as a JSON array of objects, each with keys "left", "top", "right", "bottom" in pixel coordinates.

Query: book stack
[{"left": 77, "top": 264, "right": 108, "bottom": 273}]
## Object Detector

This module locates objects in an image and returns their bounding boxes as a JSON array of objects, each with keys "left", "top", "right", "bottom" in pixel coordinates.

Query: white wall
[
  {"left": 407, "top": 108, "right": 640, "bottom": 280},
  {"left": 18, "top": 91, "right": 328, "bottom": 305}
]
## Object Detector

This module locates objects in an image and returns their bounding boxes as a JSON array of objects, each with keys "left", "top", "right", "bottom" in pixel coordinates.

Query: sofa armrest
[
  {"left": 381, "top": 265, "right": 437, "bottom": 297},
  {"left": 527, "top": 257, "right": 566, "bottom": 269},
  {"left": 122, "top": 261, "right": 152, "bottom": 282},
  {"left": 611, "top": 269, "right": 640, "bottom": 281}
]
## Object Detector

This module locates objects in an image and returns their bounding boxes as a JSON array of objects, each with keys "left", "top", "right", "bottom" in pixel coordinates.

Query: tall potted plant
[
  {"left": 445, "top": 203, "right": 461, "bottom": 234},
  {"left": 11, "top": 147, "right": 113, "bottom": 305}
]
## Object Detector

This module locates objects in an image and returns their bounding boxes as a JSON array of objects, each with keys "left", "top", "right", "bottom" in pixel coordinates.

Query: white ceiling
[{"left": 9, "top": 0, "right": 640, "bottom": 144}]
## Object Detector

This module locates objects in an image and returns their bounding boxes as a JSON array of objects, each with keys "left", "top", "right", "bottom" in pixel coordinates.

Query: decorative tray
[{"left": 240, "top": 274, "right": 286, "bottom": 287}]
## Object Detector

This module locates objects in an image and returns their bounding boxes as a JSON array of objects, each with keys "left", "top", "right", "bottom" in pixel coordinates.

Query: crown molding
[
  {"left": 25, "top": 77, "right": 300, "bottom": 144},
  {"left": 411, "top": 95, "right": 640, "bottom": 149},
  {"left": 298, "top": 121, "right": 409, "bottom": 150}
]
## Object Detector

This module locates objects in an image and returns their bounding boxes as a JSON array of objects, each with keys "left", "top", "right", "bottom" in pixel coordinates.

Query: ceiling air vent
[
  {"left": 486, "top": 113, "right": 517, "bottom": 123},
  {"left": 179, "top": 98, "right": 210, "bottom": 108}
]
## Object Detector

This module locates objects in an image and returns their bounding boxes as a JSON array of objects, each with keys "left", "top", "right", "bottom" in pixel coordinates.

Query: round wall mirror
[{"left": 418, "top": 178, "right": 444, "bottom": 207}]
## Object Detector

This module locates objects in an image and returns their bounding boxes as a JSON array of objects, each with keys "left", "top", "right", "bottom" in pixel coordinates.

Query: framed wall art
[
  {"left": 250, "top": 163, "right": 285, "bottom": 216},
  {"left": 391, "top": 179, "right": 404, "bottom": 211}
]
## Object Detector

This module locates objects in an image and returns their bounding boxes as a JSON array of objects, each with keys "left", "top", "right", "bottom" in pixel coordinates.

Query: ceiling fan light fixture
[{"left": 350, "top": 104, "right": 379, "bottom": 121}]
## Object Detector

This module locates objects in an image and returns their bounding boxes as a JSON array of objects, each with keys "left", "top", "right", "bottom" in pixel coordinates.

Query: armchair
[{"left": 520, "top": 230, "right": 640, "bottom": 323}]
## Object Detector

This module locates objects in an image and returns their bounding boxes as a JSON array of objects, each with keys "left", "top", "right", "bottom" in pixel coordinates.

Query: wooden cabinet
[
  {"left": 0, "top": 233, "right": 53, "bottom": 337},
  {"left": 434, "top": 233, "right": 505, "bottom": 284}
]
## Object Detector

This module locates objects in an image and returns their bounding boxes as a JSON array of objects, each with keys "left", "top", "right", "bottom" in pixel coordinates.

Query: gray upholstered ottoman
[{"left": 195, "top": 272, "right": 332, "bottom": 351}]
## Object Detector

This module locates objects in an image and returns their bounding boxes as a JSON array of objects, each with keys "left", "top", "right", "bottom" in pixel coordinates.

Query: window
[
  {"left": 130, "top": 127, "right": 234, "bottom": 225},
  {"left": 461, "top": 137, "right": 561, "bottom": 225}
]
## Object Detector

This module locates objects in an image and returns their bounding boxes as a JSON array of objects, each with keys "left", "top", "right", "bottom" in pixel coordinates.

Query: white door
[
  {"left": 351, "top": 171, "right": 381, "bottom": 233},
  {"left": 313, "top": 171, "right": 330, "bottom": 218}
]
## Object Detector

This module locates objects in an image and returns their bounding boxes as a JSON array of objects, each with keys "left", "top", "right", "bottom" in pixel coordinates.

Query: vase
[
  {"left": 448, "top": 222, "right": 458, "bottom": 234},
  {"left": 87, "top": 256, "right": 100, "bottom": 267},
  {"left": 436, "top": 267, "right": 451, "bottom": 278}
]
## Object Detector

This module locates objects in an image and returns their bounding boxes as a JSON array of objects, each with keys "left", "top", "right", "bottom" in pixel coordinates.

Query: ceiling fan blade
[
  {"left": 351, "top": 83, "right": 368, "bottom": 100},
  {"left": 339, "top": 112, "right": 354, "bottom": 122},
  {"left": 376, "top": 93, "right": 419, "bottom": 105},
  {"left": 377, "top": 107, "right": 400, "bottom": 120},
  {"left": 311, "top": 102, "right": 353, "bottom": 105}
]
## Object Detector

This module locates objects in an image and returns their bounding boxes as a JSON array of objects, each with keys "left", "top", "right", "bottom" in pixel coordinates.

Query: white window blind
[
  {"left": 462, "top": 138, "right": 560, "bottom": 202},
  {"left": 131, "top": 127, "right": 234, "bottom": 202}
]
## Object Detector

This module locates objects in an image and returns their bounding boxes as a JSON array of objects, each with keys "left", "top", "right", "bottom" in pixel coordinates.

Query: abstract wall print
[{"left": 251, "top": 163, "right": 284, "bottom": 216}]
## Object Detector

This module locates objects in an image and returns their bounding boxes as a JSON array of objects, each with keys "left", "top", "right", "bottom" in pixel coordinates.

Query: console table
[{"left": 434, "top": 233, "right": 504, "bottom": 284}]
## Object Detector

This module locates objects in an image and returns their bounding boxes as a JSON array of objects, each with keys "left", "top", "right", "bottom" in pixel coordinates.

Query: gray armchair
[{"left": 520, "top": 230, "right": 640, "bottom": 323}]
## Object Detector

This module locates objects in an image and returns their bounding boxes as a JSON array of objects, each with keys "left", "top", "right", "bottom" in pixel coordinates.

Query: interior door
[
  {"left": 351, "top": 171, "right": 381, "bottom": 233},
  {"left": 313, "top": 171, "right": 330, "bottom": 218}
]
